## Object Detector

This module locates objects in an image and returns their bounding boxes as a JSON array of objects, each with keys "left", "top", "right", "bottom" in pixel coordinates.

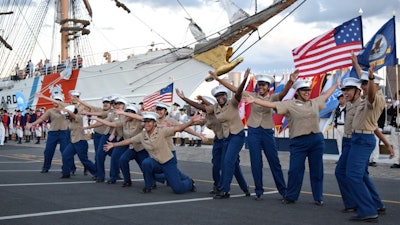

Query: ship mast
[{"left": 60, "top": 0, "right": 69, "bottom": 61}]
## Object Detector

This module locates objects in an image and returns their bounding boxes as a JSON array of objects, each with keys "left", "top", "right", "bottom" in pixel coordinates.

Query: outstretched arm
[
  {"left": 235, "top": 68, "right": 250, "bottom": 102},
  {"left": 176, "top": 89, "right": 206, "bottom": 111},
  {"left": 209, "top": 70, "right": 238, "bottom": 93},
  {"left": 278, "top": 70, "right": 298, "bottom": 100},
  {"left": 320, "top": 73, "right": 340, "bottom": 102},
  {"left": 242, "top": 94, "right": 277, "bottom": 109},
  {"left": 374, "top": 129, "right": 394, "bottom": 159}
]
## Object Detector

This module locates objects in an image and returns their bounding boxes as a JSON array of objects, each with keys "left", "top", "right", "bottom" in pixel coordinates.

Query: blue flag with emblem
[{"left": 357, "top": 16, "right": 397, "bottom": 69}]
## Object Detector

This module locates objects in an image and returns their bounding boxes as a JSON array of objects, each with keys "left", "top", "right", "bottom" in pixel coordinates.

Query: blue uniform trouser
[
  {"left": 248, "top": 127, "right": 287, "bottom": 196},
  {"left": 212, "top": 137, "right": 248, "bottom": 191},
  {"left": 347, "top": 133, "right": 383, "bottom": 217},
  {"left": 120, "top": 149, "right": 149, "bottom": 183},
  {"left": 108, "top": 144, "right": 128, "bottom": 182},
  {"left": 335, "top": 137, "right": 357, "bottom": 209},
  {"left": 218, "top": 130, "right": 247, "bottom": 193},
  {"left": 92, "top": 132, "right": 104, "bottom": 167},
  {"left": 211, "top": 138, "right": 224, "bottom": 187},
  {"left": 152, "top": 151, "right": 177, "bottom": 184},
  {"left": 96, "top": 134, "right": 115, "bottom": 180},
  {"left": 42, "top": 130, "right": 71, "bottom": 171},
  {"left": 142, "top": 157, "right": 193, "bottom": 194},
  {"left": 61, "top": 140, "right": 96, "bottom": 176},
  {"left": 287, "top": 133, "right": 324, "bottom": 202}
]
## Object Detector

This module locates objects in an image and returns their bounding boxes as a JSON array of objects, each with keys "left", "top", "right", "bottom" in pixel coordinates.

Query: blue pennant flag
[{"left": 357, "top": 17, "right": 397, "bottom": 69}]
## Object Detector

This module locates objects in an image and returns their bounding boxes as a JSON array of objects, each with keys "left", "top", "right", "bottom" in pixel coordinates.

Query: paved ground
[{"left": 0, "top": 140, "right": 399, "bottom": 225}]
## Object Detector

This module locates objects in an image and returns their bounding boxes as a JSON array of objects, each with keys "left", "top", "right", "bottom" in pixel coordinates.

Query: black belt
[{"left": 337, "top": 123, "right": 344, "bottom": 126}]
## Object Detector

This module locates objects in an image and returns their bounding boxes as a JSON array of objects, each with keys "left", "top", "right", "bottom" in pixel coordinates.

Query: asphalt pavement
[{"left": 0, "top": 139, "right": 399, "bottom": 225}]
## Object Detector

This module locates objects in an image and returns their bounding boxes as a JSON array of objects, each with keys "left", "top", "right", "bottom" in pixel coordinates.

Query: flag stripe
[
  {"left": 142, "top": 83, "right": 173, "bottom": 111},
  {"left": 292, "top": 16, "right": 362, "bottom": 77}
]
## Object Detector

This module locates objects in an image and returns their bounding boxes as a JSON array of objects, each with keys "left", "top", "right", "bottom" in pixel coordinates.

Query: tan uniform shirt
[
  {"left": 69, "top": 114, "right": 86, "bottom": 143},
  {"left": 115, "top": 117, "right": 144, "bottom": 151},
  {"left": 104, "top": 110, "right": 124, "bottom": 140},
  {"left": 205, "top": 97, "right": 244, "bottom": 138},
  {"left": 275, "top": 96, "right": 326, "bottom": 139},
  {"left": 130, "top": 127, "right": 175, "bottom": 164},
  {"left": 352, "top": 90, "right": 385, "bottom": 131},
  {"left": 344, "top": 98, "right": 361, "bottom": 136},
  {"left": 205, "top": 113, "right": 224, "bottom": 140},
  {"left": 158, "top": 117, "right": 180, "bottom": 151},
  {"left": 247, "top": 92, "right": 280, "bottom": 129},
  {"left": 37, "top": 108, "right": 68, "bottom": 131},
  {"left": 92, "top": 107, "right": 111, "bottom": 134}
]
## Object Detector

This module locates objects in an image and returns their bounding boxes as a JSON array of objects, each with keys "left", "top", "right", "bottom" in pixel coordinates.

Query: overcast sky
[{"left": 33, "top": 0, "right": 400, "bottom": 76}]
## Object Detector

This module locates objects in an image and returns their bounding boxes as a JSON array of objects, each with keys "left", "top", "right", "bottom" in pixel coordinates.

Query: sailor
[
  {"left": 387, "top": 90, "right": 400, "bottom": 168},
  {"left": 28, "top": 93, "right": 70, "bottom": 173},
  {"left": 209, "top": 68, "right": 297, "bottom": 200},
  {"left": 121, "top": 101, "right": 206, "bottom": 186},
  {"left": 120, "top": 111, "right": 198, "bottom": 194},
  {"left": 334, "top": 77, "right": 362, "bottom": 213},
  {"left": 243, "top": 75, "right": 340, "bottom": 205},
  {"left": 175, "top": 91, "right": 251, "bottom": 197},
  {"left": 60, "top": 105, "right": 96, "bottom": 178},
  {"left": 93, "top": 104, "right": 146, "bottom": 187},
  {"left": 345, "top": 64, "right": 389, "bottom": 222},
  {"left": 170, "top": 102, "right": 180, "bottom": 146},
  {"left": 177, "top": 108, "right": 188, "bottom": 146},
  {"left": 0, "top": 109, "right": 5, "bottom": 145},
  {"left": 333, "top": 93, "right": 346, "bottom": 156}
]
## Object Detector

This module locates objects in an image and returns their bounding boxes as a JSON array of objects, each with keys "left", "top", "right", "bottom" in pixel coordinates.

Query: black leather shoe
[
  {"left": 209, "top": 186, "right": 218, "bottom": 195},
  {"left": 190, "top": 179, "right": 197, "bottom": 192},
  {"left": 40, "top": 169, "right": 48, "bottom": 173},
  {"left": 377, "top": 206, "right": 386, "bottom": 215},
  {"left": 243, "top": 190, "right": 251, "bottom": 197},
  {"left": 151, "top": 184, "right": 157, "bottom": 189},
  {"left": 60, "top": 175, "right": 70, "bottom": 179},
  {"left": 341, "top": 207, "right": 357, "bottom": 213},
  {"left": 282, "top": 198, "right": 295, "bottom": 204},
  {"left": 96, "top": 179, "right": 105, "bottom": 183},
  {"left": 254, "top": 195, "right": 263, "bottom": 201},
  {"left": 142, "top": 188, "right": 151, "bottom": 193},
  {"left": 315, "top": 200, "right": 324, "bottom": 206},
  {"left": 107, "top": 180, "right": 116, "bottom": 184},
  {"left": 122, "top": 181, "right": 132, "bottom": 187},
  {"left": 349, "top": 215, "right": 378, "bottom": 222},
  {"left": 369, "top": 162, "right": 377, "bottom": 167},
  {"left": 390, "top": 163, "right": 400, "bottom": 168},
  {"left": 213, "top": 192, "right": 230, "bottom": 199}
]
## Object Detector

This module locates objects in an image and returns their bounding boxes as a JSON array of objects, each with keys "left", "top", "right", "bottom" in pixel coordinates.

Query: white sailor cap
[
  {"left": 341, "top": 77, "right": 362, "bottom": 90},
  {"left": 114, "top": 97, "right": 128, "bottom": 105},
  {"left": 110, "top": 94, "right": 121, "bottom": 102},
  {"left": 125, "top": 104, "right": 139, "bottom": 113},
  {"left": 211, "top": 85, "right": 229, "bottom": 97},
  {"left": 201, "top": 95, "right": 217, "bottom": 105},
  {"left": 293, "top": 79, "right": 312, "bottom": 90},
  {"left": 360, "top": 71, "right": 383, "bottom": 84},
  {"left": 155, "top": 101, "right": 170, "bottom": 110},
  {"left": 255, "top": 74, "right": 274, "bottom": 84},
  {"left": 102, "top": 96, "right": 111, "bottom": 103},
  {"left": 142, "top": 111, "right": 159, "bottom": 122},
  {"left": 68, "top": 90, "right": 81, "bottom": 96},
  {"left": 52, "top": 94, "right": 64, "bottom": 102}
]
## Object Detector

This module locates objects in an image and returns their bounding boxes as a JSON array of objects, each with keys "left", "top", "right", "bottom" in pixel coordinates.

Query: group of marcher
[
  {"left": 0, "top": 107, "right": 47, "bottom": 146},
  {"left": 11, "top": 54, "right": 398, "bottom": 222}
]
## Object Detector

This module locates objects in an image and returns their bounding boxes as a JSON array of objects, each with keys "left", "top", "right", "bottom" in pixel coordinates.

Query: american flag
[
  {"left": 142, "top": 83, "right": 174, "bottom": 111},
  {"left": 292, "top": 16, "right": 362, "bottom": 77}
]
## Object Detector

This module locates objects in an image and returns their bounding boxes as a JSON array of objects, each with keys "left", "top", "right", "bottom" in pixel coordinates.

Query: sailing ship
[{"left": 0, "top": 0, "right": 298, "bottom": 110}]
